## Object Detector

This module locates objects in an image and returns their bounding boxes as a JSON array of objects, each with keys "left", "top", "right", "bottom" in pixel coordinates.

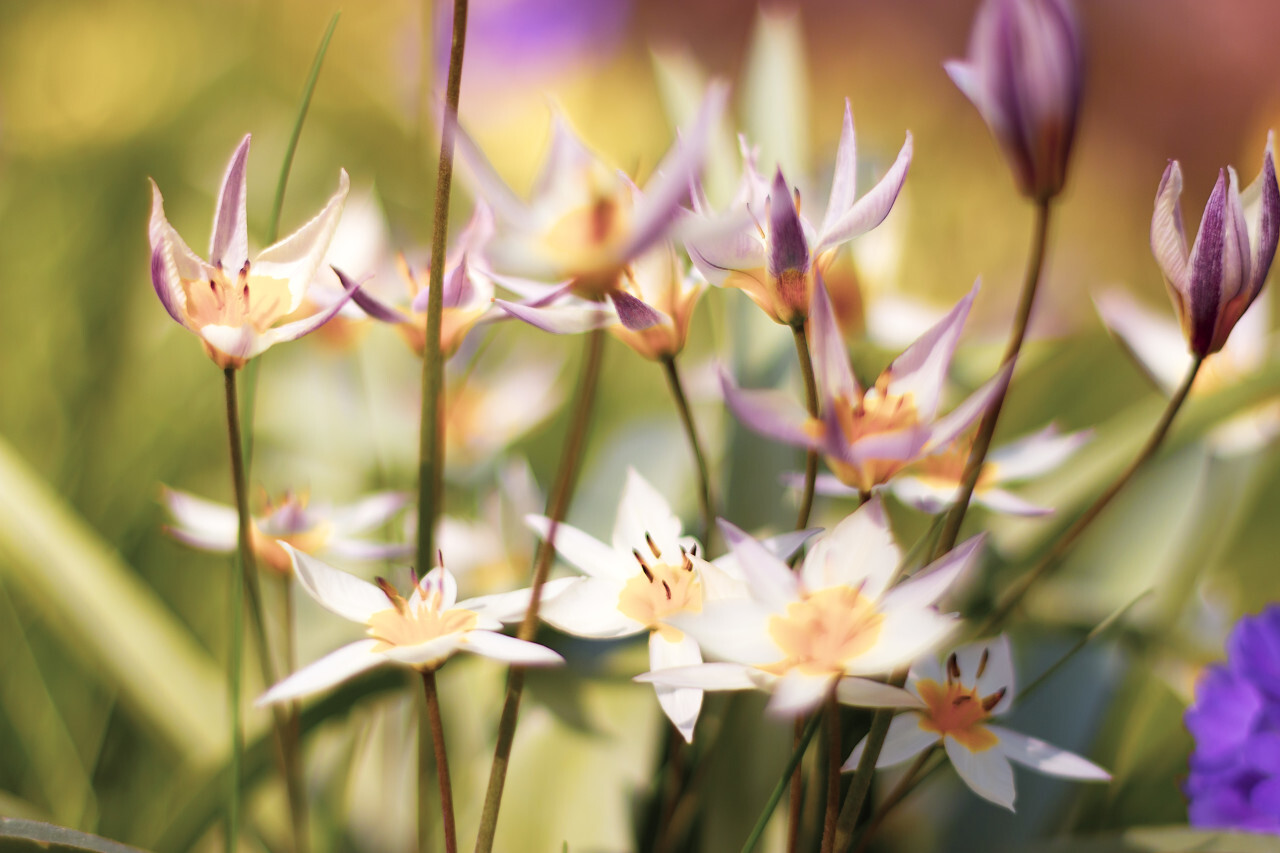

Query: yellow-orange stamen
[{"left": 763, "top": 585, "right": 884, "bottom": 677}]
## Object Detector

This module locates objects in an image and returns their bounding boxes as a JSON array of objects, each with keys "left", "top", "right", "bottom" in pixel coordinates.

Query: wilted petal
[
  {"left": 650, "top": 631, "right": 704, "bottom": 742},
  {"left": 945, "top": 735, "right": 1016, "bottom": 810},
  {"left": 210, "top": 134, "right": 251, "bottom": 271},
  {"left": 287, "top": 546, "right": 391, "bottom": 625},
  {"left": 257, "top": 639, "right": 383, "bottom": 706}
]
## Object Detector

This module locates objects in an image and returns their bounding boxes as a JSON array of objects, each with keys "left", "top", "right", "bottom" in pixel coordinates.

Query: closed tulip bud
[
  {"left": 946, "top": 0, "right": 1084, "bottom": 201},
  {"left": 1151, "top": 135, "right": 1280, "bottom": 357}
]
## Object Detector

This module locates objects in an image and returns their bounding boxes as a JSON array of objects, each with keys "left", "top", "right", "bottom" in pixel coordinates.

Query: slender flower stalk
[
  {"left": 741, "top": 713, "right": 824, "bottom": 853},
  {"left": 661, "top": 355, "right": 715, "bottom": 551},
  {"left": 222, "top": 369, "right": 247, "bottom": 853},
  {"left": 421, "top": 670, "right": 456, "bottom": 853},
  {"left": 934, "top": 199, "right": 1052, "bottom": 559},
  {"left": 475, "top": 327, "right": 606, "bottom": 853},
  {"left": 821, "top": 687, "right": 841, "bottom": 853},
  {"left": 792, "top": 322, "right": 820, "bottom": 531},
  {"left": 978, "top": 355, "right": 1204, "bottom": 634}
]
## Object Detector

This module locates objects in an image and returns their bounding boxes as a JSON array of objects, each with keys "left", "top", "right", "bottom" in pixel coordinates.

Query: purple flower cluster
[{"left": 1185, "top": 604, "right": 1280, "bottom": 833}]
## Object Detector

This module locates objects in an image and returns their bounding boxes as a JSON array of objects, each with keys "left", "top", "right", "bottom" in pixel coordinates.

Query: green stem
[
  {"left": 832, "top": 684, "right": 899, "bottom": 852},
  {"left": 661, "top": 355, "right": 715, "bottom": 552},
  {"left": 792, "top": 323, "right": 819, "bottom": 532},
  {"left": 741, "top": 712, "right": 823, "bottom": 853},
  {"left": 933, "top": 199, "right": 1053, "bottom": 559},
  {"left": 474, "top": 327, "right": 606, "bottom": 853},
  {"left": 421, "top": 670, "right": 457, "bottom": 853},
  {"left": 820, "top": 688, "right": 841, "bottom": 853},
  {"left": 849, "top": 749, "right": 939, "bottom": 853},
  {"left": 222, "top": 369, "right": 249, "bottom": 853},
  {"left": 978, "top": 355, "right": 1204, "bottom": 635}
]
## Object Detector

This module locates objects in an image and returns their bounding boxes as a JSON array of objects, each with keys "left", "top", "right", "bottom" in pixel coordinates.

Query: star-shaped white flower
[
  {"left": 640, "top": 497, "right": 982, "bottom": 718},
  {"left": 257, "top": 547, "right": 562, "bottom": 706},
  {"left": 844, "top": 635, "right": 1110, "bottom": 810}
]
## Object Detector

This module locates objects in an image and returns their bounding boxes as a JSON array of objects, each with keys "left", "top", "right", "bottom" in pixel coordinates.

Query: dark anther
[
  {"left": 661, "top": 580, "right": 672, "bottom": 600},
  {"left": 976, "top": 648, "right": 989, "bottom": 679},
  {"left": 981, "top": 688, "right": 1007, "bottom": 712},
  {"left": 645, "top": 531, "right": 661, "bottom": 559},
  {"left": 952, "top": 694, "right": 973, "bottom": 706},
  {"left": 375, "top": 577, "right": 404, "bottom": 613},
  {"left": 947, "top": 653, "right": 961, "bottom": 683},
  {"left": 632, "top": 549, "right": 655, "bottom": 582}
]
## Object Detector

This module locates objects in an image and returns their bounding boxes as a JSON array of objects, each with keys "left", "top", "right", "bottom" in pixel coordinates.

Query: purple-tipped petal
[
  {"left": 719, "top": 366, "right": 816, "bottom": 449},
  {"left": 210, "top": 134, "right": 251, "bottom": 271},
  {"left": 623, "top": 81, "right": 729, "bottom": 262},
  {"left": 815, "top": 131, "right": 913, "bottom": 255},
  {"left": 1186, "top": 170, "right": 1230, "bottom": 355},
  {"left": 532, "top": 112, "right": 599, "bottom": 200},
  {"left": 716, "top": 519, "right": 800, "bottom": 610},
  {"left": 440, "top": 256, "right": 476, "bottom": 309},
  {"left": 257, "top": 276, "right": 363, "bottom": 351},
  {"left": 1248, "top": 136, "right": 1280, "bottom": 297},
  {"left": 333, "top": 266, "right": 411, "bottom": 324},
  {"left": 925, "top": 361, "right": 1015, "bottom": 451},
  {"left": 1151, "top": 160, "right": 1190, "bottom": 294},
  {"left": 494, "top": 297, "right": 616, "bottom": 334},
  {"left": 986, "top": 424, "right": 1091, "bottom": 482},
  {"left": 766, "top": 168, "right": 809, "bottom": 281},
  {"left": 884, "top": 280, "right": 978, "bottom": 419},
  {"left": 610, "top": 289, "right": 668, "bottom": 330},
  {"left": 820, "top": 99, "right": 858, "bottom": 238},
  {"left": 150, "top": 245, "right": 188, "bottom": 326},
  {"left": 255, "top": 168, "right": 351, "bottom": 314},
  {"left": 809, "top": 274, "right": 860, "bottom": 403}
]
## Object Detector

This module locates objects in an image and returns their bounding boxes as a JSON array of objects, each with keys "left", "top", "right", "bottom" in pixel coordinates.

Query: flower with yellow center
[
  {"left": 148, "top": 134, "right": 355, "bottom": 369},
  {"left": 721, "top": 277, "right": 1014, "bottom": 495},
  {"left": 526, "top": 468, "right": 739, "bottom": 742},
  {"left": 640, "top": 497, "right": 983, "bottom": 718},
  {"left": 257, "top": 547, "right": 563, "bottom": 706},
  {"left": 608, "top": 240, "right": 707, "bottom": 361},
  {"left": 844, "top": 636, "right": 1110, "bottom": 811},
  {"left": 160, "top": 487, "right": 413, "bottom": 574}
]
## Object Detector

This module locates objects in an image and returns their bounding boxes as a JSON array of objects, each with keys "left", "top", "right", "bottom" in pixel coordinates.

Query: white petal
[
  {"left": 835, "top": 677, "right": 923, "bottom": 709},
  {"left": 672, "top": 599, "right": 780, "bottom": 666},
  {"left": 612, "top": 468, "right": 684, "bottom": 558},
  {"left": 209, "top": 134, "right": 251, "bottom": 271},
  {"left": 1094, "top": 289, "right": 1189, "bottom": 393},
  {"left": 717, "top": 519, "right": 801, "bottom": 609},
  {"left": 955, "top": 635, "right": 1015, "bottom": 709},
  {"left": 199, "top": 324, "right": 261, "bottom": 363},
  {"left": 815, "top": 132, "right": 913, "bottom": 255},
  {"left": 973, "top": 489, "right": 1053, "bottom": 517},
  {"left": 160, "top": 487, "right": 238, "bottom": 550},
  {"left": 650, "top": 632, "right": 704, "bottom": 743},
  {"left": 460, "top": 630, "right": 564, "bottom": 666},
  {"left": 327, "top": 492, "right": 411, "bottom": 535},
  {"left": 494, "top": 298, "right": 616, "bottom": 334},
  {"left": 881, "top": 534, "right": 983, "bottom": 611},
  {"left": 844, "top": 608, "right": 959, "bottom": 676},
  {"left": 992, "top": 726, "right": 1110, "bottom": 781},
  {"left": 382, "top": 634, "right": 463, "bottom": 667},
  {"left": 287, "top": 545, "right": 390, "bottom": 624},
  {"left": 1150, "top": 160, "right": 1190, "bottom": 294},
  {"left": 538, "top": 577, "right": 644, "bottom": 639},
  {"left": 767, "top": 670, "right": 834, "bottom": 717},
  {"left": 525, "top": 515, "right": 633, "bottom": 580},
  {"left": 820, "top": 99, "right": 858, "bottom": 238},
  {"left": 985, "top": 425, "right": 1092, "bottom": 484},
  {"left": 887, "top": 476, "right": 960, "bottom": 515},
  {"left": 843, "top": 712, "right": 937, "bottom": 771},
  {"left": 256, "top": 639, "right": 383, "bottom": 706},
  {"left": 945, "top": 735, "right": 1016, "bottom": 810},
  {"left": 884, "top": 281, "right": 977, "bottom": 419},
  {"left": 459, "top": 577, "right": 579, "bottom": 624},
  {"left": 635, "top": 662, "right": 760, "bottom": 691},
  {"left": 802, "top": 496, "right": 900, "bottom": 598},
  {"left": 254, "top": 168, "right": 350, "bottom": 314},
  {"left": 808, "top": 473, "right": 862, "bottom": 498}
]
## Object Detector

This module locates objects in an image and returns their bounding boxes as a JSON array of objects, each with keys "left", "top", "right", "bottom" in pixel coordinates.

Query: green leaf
[
  {"left": 0, "top": 818, "right": 147, "bottom": 853},
  {"left": 1017, "top": 825, "right": 1280, "bottom": 853},
  {"left": 0, "top": 437, "right": 224, "bottom": 763}
]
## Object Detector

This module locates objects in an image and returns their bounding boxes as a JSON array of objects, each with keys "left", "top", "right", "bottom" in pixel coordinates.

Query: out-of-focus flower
[
  {"left": 722, "top": 278, "right": 1012, "bottom": 494},
  {"left": 1150, "top": 135, "right": 1279, "bottom": 357},
  {"left": 687, "top": 103, "right": 911, "bottom": 326},
  {"left": 437, "top": 459, "right": 543, "bottom": 597},
  {"left": 609, "top": 240, "right": 706, "bottom": 360},
  {"left": 805, "top": 424, "right": 1089, "bottom": 516},
  {"left": 161, "top": 487, "right": 413, "bottom": 574},
  {"left": 148, "top": 134, "right": 353, "bottom": 369},
  {"left": 1097, "top": 289, "right": 1280, "bottom": 455},
  {"left": 945, "top": 0, "right": 1084, "bottom": 200},
  {"left": 257, "top": 548, "right": 563, "bottom": 705},
  {"left": 461, "top": 86, "right": 726, "bottom": 333},
  {"left": 525, "top": 468, "right": 731, "bottom": 742},
  {"left": 339, "top": 202, "right": 497, "bottom": 358},
  {"left": 1185, "top": 605, "right": 1280, "bottom": 834},
  {"left": 845, "top": 636, "right": 1109, "bottom": 810},
  {"left": 640, "top": 498, "right": 981, "bottom": 718}
]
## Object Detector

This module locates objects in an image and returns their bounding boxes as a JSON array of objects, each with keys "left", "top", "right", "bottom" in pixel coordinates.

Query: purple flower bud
[
  {"left": 1151, "top": 135, "right": 1279, "bottom": 357},
  {"left": 945, "top": 0, "right": 1084, "bottom": 200}
]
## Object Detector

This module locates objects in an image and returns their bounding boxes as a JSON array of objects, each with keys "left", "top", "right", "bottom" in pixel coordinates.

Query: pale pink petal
[
  {"left": 992, "top": 726, "right": 1110, "bottom": 781},
  {"left": 538, "top": 577, "right": 644, "bottom": 639},
  {"left": 256, "top": 639, "right": 384, "bottom": 706},
  {"left": 209, "top": 134, "right": 251, "bottom": 271},
  {"left": 820, "top": 100, "right": 858, "bottom": 238},
  {"left": 198, "top": 324, "right": 261, "bottom": 363},
  {"left": 888, "top": 477, "right": 962, "bottom": 515},
  {"left": 1094, "top": 289, "right": 1189, "bottom": 393},
  {"left": 720, "top": 368, "right": 816, "bottom": 449},
  {"left": 807, "top": 473, "right": 862, "bottom": 498},
  {"left": 985, "top": 424, "right": 1092, "bottom": 483},
  {"left": 1151, "top": 160, "right": 1189, "bottom": 293},
  {"left": 835, "top": 677, "right": 923, "bottom": 710},
  {"left": 924, "top": 362, "right": 1015, "bottom": 451},
  {"left": 459, "top": 630, "right": 564, "bottom": 666},
  {"left": 945, "top": 734, "right": 1016, "bottom": 810},
  {"left": 717, "top": 519, "right": 801, "bottom": 609},
  {"left": 494, "top": 297, "right": 616, "bottom": 334},
  {"left": 810, "top": 275, "right": 859, "bottom": 403},
  {"left": 525, "top": 515, "right": 634, "bottom": 580},
  {"left": 881, "top": 534, "right": 983, "bottom": 611},
  {"left": 254, "top": 282, "right": 361, "bottom": 350},
  {"left": 767, "top": 670, "right": 834, "bottom": 717},
  {"left": 884, "top": 280, "right": 977, "bottom": 420},
  {"left": 459, "top": 577, "right": 579, "bottom": 624},
  {"left": 815, "top": 132, "right": 913, "bottom": 255},
  {"left": 327, "top": 492, "right": 411, "bottom": 535},
  {"left": 843, "top": 608, "right": 959, "bottom": 676},
  {"left": 684, "top": 214, "right": 765, "bottom": 286},
  {"left": 160, "top": 488, "right": 238, "bottom": 551},
  {"left": 672, "top": 599, "right": 780, "bottom": 666},
  {"left": 972, "top": 488, "right": 1053, "bottom": 517},
  {"left": 649, "top": 631, "right": 704, "bottom": 742},
  {"left": 635, "top": 662, "right": 759, "bottom": 691},
  {"left": 287, "top": 545, "right": 391, "bottom": 624},
  {"left": 254, "top": 168, "right": 350, "bottom": 314}
]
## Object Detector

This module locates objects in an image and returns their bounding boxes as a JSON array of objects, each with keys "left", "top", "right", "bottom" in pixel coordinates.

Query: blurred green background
[{"left": 2, "top": 0, "right": 1280, "bottom": 850}]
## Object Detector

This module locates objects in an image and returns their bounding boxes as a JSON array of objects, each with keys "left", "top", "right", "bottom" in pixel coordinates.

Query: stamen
[
  {"left": 661, "top": 580, "right": 672, "bottom": 600},
  {"left": 981, "top": 688, "right": 1007, "bottom": 712},
  {"left": 645, "top": 532, "right": 661, "bottom": 559},
  {"left": 947, "top": 653, "right": 961, "bottom": 684},
  {"left": 976, "top": 648, "right": 989, "bottom": 679},
  {"left": 690, "top": 543, "right": 698, "bottom": 557},
  {"left": 437, "top": 549, "right": 445, "bottom": 570},
  {"left": 375, "top": 577, "right": 405, "bottom": 614},
  {"left": 679, "top": 546, "right": 693, "bottom": 572},
  {"left": 793, "top": 186, "right": 802, "bottom": 215},
  {"left": 952, "top": 694, "right": 973, "bottom": 706},
  {"left": 746, "top": 202, "right": 767, "bottom": 240},
  {"left": 632, "top": 549, "right": 655, "bottom": 582}
]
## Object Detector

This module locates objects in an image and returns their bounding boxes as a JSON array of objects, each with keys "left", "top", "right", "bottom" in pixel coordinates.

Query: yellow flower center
[
  {"left": 182, "top": 262, "right": 293, "bottom": 335},
  {"left": 366, "top": 587, "right": 478, "bottom": 668},
  {"left": 821, "top": 376, "right": 921, "bottom": 492},
  {"left": 907, "top": 437, "right": 995, "bottom": 492},
  {"left": 616, "top": 554, "right": 702, "bottom": 642},
  {"left": 764, "top": 586, "right": 884, "bottom": 677},
  {"left": 250, "top": 522, "right": 332, "bottom": 574},
  {"left": 915, "top": 678, "right": 1000, "bottom": 752}
]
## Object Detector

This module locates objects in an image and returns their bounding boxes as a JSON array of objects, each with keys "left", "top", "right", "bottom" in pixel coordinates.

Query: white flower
[
  {"left": 257, "top": 547, "right": 562, "bottom": 706},
  {"left": 639, "top": 497, "right": 982, "bottom": 718},
  {"left": 843, "top": 636, "right": 1110, "bottom": 810}
]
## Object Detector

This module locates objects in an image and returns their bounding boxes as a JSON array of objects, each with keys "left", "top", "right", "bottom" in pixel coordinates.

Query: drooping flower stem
[
  {"left": 792, "top": 322, "right": 820, "bottom": 531},
  {"left": 224, "top": 369, "right": 304, "bottom": 853},
  {"left": 222, "top": 368, "right": 247, "bottom": 853},
  {"left": 420, "top": 670, "right": 457, "bottom": 853},
  {"left": 741, "top": 711, "right": 823, "bottom": 853},
  {"left": 475, "top": 327, "right": 607, "bottom": 853},
  {"left": 660, "top": 355, "right": 715, "bottom": 550},
  {"left": 979, "top": 355, "right": 1205, "bottom": 634},
  {"left": 933, "top": 199, "right": 1053, "bottom": 559}
]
